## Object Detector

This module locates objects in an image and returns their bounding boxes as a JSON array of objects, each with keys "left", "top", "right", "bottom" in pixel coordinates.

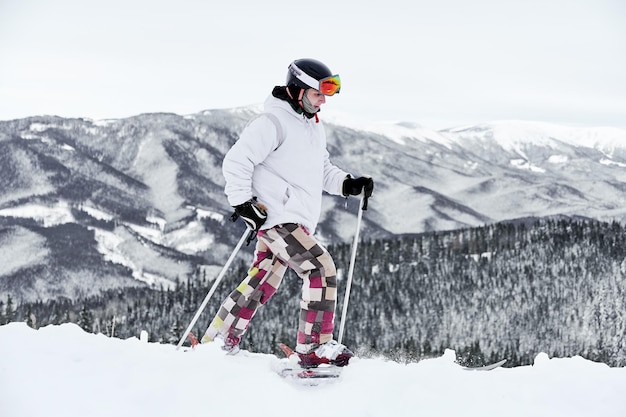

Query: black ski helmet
[{"left": 286, "top": 58, "right": 340, "bottom": 95}]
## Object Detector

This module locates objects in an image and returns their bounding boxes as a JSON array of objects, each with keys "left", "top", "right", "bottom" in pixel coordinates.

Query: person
[{"left": 201, "top": 58, "right": 374, "bottom": 368}]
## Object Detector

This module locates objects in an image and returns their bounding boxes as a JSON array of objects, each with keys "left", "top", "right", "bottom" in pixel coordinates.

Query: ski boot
[
  {"left": 297, "top": 340, "right": 353, "bottom": 368},
  {"left": 221, "top": 333, "right": 241, "bottom": 355}
]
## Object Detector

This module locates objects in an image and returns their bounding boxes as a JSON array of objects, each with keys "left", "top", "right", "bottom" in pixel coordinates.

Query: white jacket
[{"left": 222, "top": 94, "right": 349, "bottom": 234}]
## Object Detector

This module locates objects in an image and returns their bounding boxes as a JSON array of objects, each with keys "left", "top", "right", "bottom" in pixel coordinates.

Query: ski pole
[
  {"left": 337, "top": 193, "right": 367, "bottom": 345},
  {"left": 176, "top": 227, "right": 250, "bottom": 350}
]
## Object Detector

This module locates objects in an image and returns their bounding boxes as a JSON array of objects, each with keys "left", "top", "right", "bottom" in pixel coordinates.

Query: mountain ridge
[{"left": 2, "top": 108, "right": 626, "bottom": 302}]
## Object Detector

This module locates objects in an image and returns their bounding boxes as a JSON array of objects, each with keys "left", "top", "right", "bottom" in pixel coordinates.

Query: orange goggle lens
[{"left": 319, "top": 75, "right": 341, "bottom": 96}]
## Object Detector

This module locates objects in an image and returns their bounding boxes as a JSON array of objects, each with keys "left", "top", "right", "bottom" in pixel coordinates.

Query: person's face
[{"left": 305, "top": 88, "right": 326, "bottom": 110}]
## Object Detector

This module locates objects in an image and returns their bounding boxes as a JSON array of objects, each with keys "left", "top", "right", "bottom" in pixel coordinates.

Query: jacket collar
[{"left": 271, "top": 86, "right": 318, "bottom": 120}]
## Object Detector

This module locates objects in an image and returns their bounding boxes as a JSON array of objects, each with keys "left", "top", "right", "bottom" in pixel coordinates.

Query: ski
[
  {"left": 278, "top": 366, "right": 342, "bottom": 379},
  {"left": 461, "top": 358, "right": 507, "bottom": 371}
]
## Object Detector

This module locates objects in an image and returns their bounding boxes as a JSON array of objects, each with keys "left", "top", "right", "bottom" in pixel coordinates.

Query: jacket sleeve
[
  {"left": 222, "top": 116, "right": 280, "bottom": 206},
  {"left": 322, "top": 148, "right": 350, "bottom": 196}
]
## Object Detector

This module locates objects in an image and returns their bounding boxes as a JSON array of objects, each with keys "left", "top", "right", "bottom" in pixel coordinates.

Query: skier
[{"left": 202, "top": 58, "right": 374, "bottom": 368}]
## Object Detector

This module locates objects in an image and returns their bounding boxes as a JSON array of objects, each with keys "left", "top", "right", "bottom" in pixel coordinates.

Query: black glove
[
  {"left": 343, "top": 176, "right": 374, "bottom": 198},
  {"left": 231, "top": 197, "right": 267, "bottom": 231}
]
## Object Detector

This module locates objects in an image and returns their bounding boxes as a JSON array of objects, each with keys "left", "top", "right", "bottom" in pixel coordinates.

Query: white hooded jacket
[{"left": 222, "top": 94, "right": 349, "bottom": 234}]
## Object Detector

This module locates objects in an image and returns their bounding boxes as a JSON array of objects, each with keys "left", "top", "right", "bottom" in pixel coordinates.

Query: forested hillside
[{"left": 6, "top": 218, "right": 626, "bottom": 367}]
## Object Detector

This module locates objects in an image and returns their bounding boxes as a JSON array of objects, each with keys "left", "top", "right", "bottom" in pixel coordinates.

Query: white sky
[{"left": 1, "top": 0, "right": 625, "bottom": 129}]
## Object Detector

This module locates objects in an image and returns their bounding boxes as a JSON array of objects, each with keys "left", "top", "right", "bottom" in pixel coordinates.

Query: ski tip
[
  {"left": 462, "top": 358, "right": 508, "bottom": 371},
  {"left": 188, "top": 332, "right": 200, "bottom": 348},
  {"left": 278, "top": 343, "right": 295, "bottom": 358}
]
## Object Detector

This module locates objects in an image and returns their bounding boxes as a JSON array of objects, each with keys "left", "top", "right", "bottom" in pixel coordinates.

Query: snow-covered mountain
[
  {"left": 2, "top": 108, "right": 626, "bottom": 302},
  {"left": 2, "top": 322, "right": 625, "bottom": 417}
]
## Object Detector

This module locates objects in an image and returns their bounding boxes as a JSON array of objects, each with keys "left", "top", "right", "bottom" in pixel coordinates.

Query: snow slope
[{"left": 1, "top": 323, "right": 625, "bottom": 417}]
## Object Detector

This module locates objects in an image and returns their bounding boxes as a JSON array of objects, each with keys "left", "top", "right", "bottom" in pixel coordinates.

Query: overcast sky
[{"left": 1, "top": 0, "right": 624, "bottom": 129}]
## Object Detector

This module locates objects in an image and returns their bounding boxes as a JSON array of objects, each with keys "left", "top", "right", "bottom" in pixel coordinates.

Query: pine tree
[
  {"left": 78, "top": 305, "right": 94, "bottom": 332},
  {"left": 26, "top": 305, "right": 36, "bottom": 329},
  {"left": 4, "top": 295, "right": 15, "bottom": 324}
]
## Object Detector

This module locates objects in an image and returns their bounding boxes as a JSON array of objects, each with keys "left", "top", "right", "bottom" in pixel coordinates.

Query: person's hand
[
  {"left": 343, "top": 176, "right": 374, "bottom": 198},
  {"left": 232, "top": 197, "right": 267, "bottom": 231}
]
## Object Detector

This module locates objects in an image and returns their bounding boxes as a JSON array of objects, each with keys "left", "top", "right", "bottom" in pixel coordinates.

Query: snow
[
  {"left": 90, "top": 226, "right": 181, "bottom": 289},
  {"left": 448, "top": 120, "right": 626, "bottom": 154},
  {"left": 0, "top": 201, "right": 75, "bottom": 227},
  {"left": 1, "top": 323, "right": 625, "bottom": 417},
  {"left": 92, "top": 228, "right": 133, "bottom": 268},
  {"left": 80, "top": 205, "right": 115, "bottom": 222},
  {"left": 510, "top": 158, "right": 546, "bottom": 173},
  {"left": 132, "top": 132, "right": 191, "bottom": 224},
  {"left": 325, "top": 110, "right": 455, "bottom": 148},
  {"left": 163, "top": 220, "right": 215, "bottom": 254},
  {"left": 194, "top": 206, "right": 225, "bottom": 222},
  {"left": 600, "top": 158, "right": 626, "bottom": 168},
  {"left": 548, "top": 154, "right": 569, "bottom": 164},
  {"left": 0, "top": 227, "right": 49, "bottom": 277}
]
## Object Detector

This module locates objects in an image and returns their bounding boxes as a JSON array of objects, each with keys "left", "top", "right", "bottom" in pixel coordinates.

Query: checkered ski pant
[{"left": 202, "top": 223, "right": 338, "bottom": 354}]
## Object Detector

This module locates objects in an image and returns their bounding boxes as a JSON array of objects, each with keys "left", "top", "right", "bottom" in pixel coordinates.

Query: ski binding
[{"left": 275, "top": 343, "right": 343, "bottom": 381}]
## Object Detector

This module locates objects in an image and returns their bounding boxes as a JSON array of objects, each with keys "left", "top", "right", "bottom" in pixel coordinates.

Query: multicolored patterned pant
[{"left": 202, "top": 223, "right": 338, "bottom": 354}]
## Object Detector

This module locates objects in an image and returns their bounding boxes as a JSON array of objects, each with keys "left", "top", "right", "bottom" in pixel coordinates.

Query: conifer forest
[{"left": 5, "top": 218, "right": 626, "bottom": 367}]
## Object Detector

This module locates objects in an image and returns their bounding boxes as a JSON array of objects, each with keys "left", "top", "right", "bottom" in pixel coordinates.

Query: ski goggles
[
  {"left": 289, "top": 62, "right": 341, "bottom": 96},
  {"left": 318, "top": 75, "right": 341, "bottom": 96}
]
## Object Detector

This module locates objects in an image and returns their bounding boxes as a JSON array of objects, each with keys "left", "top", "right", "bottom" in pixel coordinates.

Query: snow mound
[{"left": 1, "top": 323, "right": 625, "bottom": 417}]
